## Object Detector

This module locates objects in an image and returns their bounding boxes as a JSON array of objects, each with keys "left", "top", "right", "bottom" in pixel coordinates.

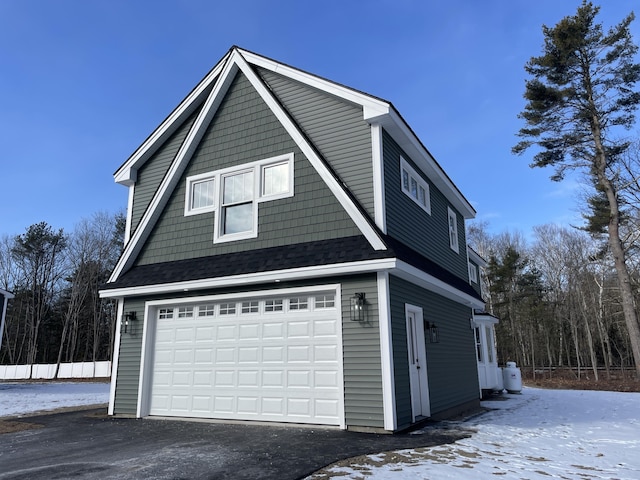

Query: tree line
[
  {"left": 469, "top": 219, "right": 639, "bottom": 380},
  {"left": 0, "top": 212, "right": 124, "bottom": 374}
]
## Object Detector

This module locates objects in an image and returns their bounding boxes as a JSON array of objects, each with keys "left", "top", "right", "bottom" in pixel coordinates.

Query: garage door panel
[
  {"left": 261, "top": 370, "right": 283, "bottom": 387},
  {"left": 314, "top": 319, "right": 338, "bottom": 337},
  {"left": 238, "top": 346, "right": 258, "bottom": 363},
  {"left": 149, "top": 293, "right": 341, "bottom": 426},
  {"left": 173, "top": 349, "right": 194, "bottom": 364},
  {"left": 314, "top": 345, "right": 338, "bottom": 362},
  {"left": 239, "top": 323, "right": 259, "bottom": 339},
  {"left": 217, "top": 325, "right": 236, "bottom": 340},
  {"left": 175, "top": 327, "right": 195, "bottom": 342},
  {"left": 287, "top": 345, "right": 310, "bottom": 362},
  {"left": 215, "top": 347, "right": 236, "bottom": 363},
  {"left": 262, "top": 322, "right": 284, "bottom": 339},
  {"left": 262, "top": 346, "right": 284, "bottom": 362},
  {"left": 195, "top": 326, "right": 214, "bottom": 341},
  {"left": 288, "top": 321, "right": 310, "bottom": 338},
  {"left": 214, "top": 370, "right": 235, "bottom": 387},
  {"left": 315, "top": 370, "right": 339, "bottom": 388}
]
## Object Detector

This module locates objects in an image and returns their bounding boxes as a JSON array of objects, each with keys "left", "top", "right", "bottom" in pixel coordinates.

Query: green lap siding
[
  {"left": 389, "top": 275, "right": 479, "bottom": 429},
  {"left": 113, "top": 298, "right": 145, "bottom": 415},
  {"left": 383, "top": 130, "right": 468, "bottom": 280},
  {"left": 340, "top": 275, "right": 383, "bottom": 429},
  {"left": 257, "top": 68, "right": 375, "bottom": 220}
]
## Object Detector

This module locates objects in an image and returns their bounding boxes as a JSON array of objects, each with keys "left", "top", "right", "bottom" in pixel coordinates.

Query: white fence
[{"left": 0, "top": 361, "right": 111, "bottom": 380}]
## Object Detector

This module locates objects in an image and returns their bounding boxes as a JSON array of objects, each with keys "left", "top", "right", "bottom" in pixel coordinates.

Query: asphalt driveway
[{"left": 0, "top": 407, "right": 472, "bottom": 479}]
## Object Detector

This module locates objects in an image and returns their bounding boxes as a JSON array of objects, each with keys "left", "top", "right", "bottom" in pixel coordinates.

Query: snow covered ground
[
  {"left": 0, "top": 381, "right": 110, "bottom": 417},
  {"left": 310, "top": 387, "right": 640, "bottom": 479},
  {"left": 1, "top": 383, "right": 638, "bottom": 479}
]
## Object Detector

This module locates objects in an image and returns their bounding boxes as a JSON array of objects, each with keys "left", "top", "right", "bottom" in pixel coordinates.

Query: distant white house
[{"left": 0, "top": 288, "right": 15, "bottom": 357}]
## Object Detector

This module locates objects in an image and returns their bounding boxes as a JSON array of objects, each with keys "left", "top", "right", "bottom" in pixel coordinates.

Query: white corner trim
[
  {"left": 377, "top": 271, "right": 396, "bottom": 431},
  {"left": 233, "top": 51, "right": 386, "bottom": 251},
  {"left": 371, "top": 124, "right": 386, "bottom": 233},
  {"left": 124, "top": 184, "right": 135, "bottom": 245},
  {"left": 101, "top": 258, "right": 397, "bottom": 299},
  {"left": 108, "top": 299, "right": 124, "bottom": 416}
]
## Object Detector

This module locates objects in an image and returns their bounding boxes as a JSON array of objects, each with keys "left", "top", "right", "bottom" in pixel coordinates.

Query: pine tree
[{"left": 513, "top": 1, "right": 640, "bottom": 378}]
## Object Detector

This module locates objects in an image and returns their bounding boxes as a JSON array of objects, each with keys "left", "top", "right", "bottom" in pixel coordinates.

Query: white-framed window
[
  {"left": 177, "top": 306, "right": 194, "bottom": 318},
  {"left": 220, "top": 169, "right": 255, "bottom": 238},
  {"left": 158, "top": 308, "right": 173, "bottom": 319},
  {"left": 447, "top": 207, "right": 459, "bottom": 253},
  {"left": 261, "top": 161, "right": 292, "bottom": 199},
  {"left": 184, "top": 172, "right": 216, "bottom": 216},
  {"left": 185, "top": 153, "right": 294, "bottom": 243},
  {"left": 400, "top": 157, "right": 430, "bottom": 214},
  {"left": 469, "top": 262, "right": 478, "bottom": 283}
]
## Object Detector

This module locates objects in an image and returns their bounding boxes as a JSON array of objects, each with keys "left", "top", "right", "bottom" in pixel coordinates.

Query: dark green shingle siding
[{"left": 134, "top": 71, "right": 361, "bottom": 265}]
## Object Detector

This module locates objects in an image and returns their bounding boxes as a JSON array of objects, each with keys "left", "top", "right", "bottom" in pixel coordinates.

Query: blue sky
[{"left": 1, "top": 0, "right": 639, "bottom": 239}]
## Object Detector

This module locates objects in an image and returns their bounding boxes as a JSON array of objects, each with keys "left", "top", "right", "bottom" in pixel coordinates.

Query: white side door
[{"left": 406, "top": 306, "right": 430, "bottom": 420}]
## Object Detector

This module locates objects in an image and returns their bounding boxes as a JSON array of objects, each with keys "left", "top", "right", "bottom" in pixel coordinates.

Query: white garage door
[{"left": 149, "top": 292, "right": 342, "bottom": 426}]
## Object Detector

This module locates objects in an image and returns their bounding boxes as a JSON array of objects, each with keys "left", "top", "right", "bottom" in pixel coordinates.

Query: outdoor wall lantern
[
  {"left": 425, "top": 321, "right": 440, "bottom": 343},
  {"left": 350, "top": 292, "right": 366, "bottom": 322},
  {"left": 123, "top": 311, "right": 137, "bottom": 334}
]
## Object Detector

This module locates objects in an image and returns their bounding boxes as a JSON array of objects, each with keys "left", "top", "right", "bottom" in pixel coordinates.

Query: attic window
[
  {"left": 184, "top": 153, "right": 294, "bottom": 243},
  {"left": 185, "top": 173, "right": 216, "bottom": 216},
  {"left": 400, "top": 157, "right": 430, "bottom": 214}
]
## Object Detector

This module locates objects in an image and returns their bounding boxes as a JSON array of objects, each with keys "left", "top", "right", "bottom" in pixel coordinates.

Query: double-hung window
[
  {"left": 400, "top": 157, "right": 430, "bottom": 213},
  {"left": 184, "top": 153, "right": 294, "bottom": 243},
  {"left": 221, "top": 170, "right": 255, "bottom": 236}
]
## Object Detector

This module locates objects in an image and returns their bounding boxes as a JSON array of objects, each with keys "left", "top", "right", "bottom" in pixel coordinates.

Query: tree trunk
[{"left": 592, "top": 134, "right": 640, "bottom": 378}]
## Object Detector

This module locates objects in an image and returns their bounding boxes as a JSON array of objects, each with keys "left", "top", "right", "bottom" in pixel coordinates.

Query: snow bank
[{"left": 0, "top": 382, "right": 110, "bottom": 417}]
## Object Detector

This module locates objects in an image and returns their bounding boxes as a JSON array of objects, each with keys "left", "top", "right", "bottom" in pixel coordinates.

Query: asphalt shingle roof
[{"left": 102, "top": 235, "right": 482, "bottom": 303}]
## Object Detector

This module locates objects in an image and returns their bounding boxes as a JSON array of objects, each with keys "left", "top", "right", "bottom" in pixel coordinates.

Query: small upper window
[
  {"left": 448, "top": 207, "right": 459, "bottom": 253},
  {"left": 400, "top": 157, "right": 430, "bottom": 214},
  {"left": 469, "top": 262, "right": 478, "bottom": 283},
  {"left": 185, "top": 173, "right": 216, "bottom": 216},
  {"left": 262, "top": 162, "right": 291, "bottom": 198}
]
